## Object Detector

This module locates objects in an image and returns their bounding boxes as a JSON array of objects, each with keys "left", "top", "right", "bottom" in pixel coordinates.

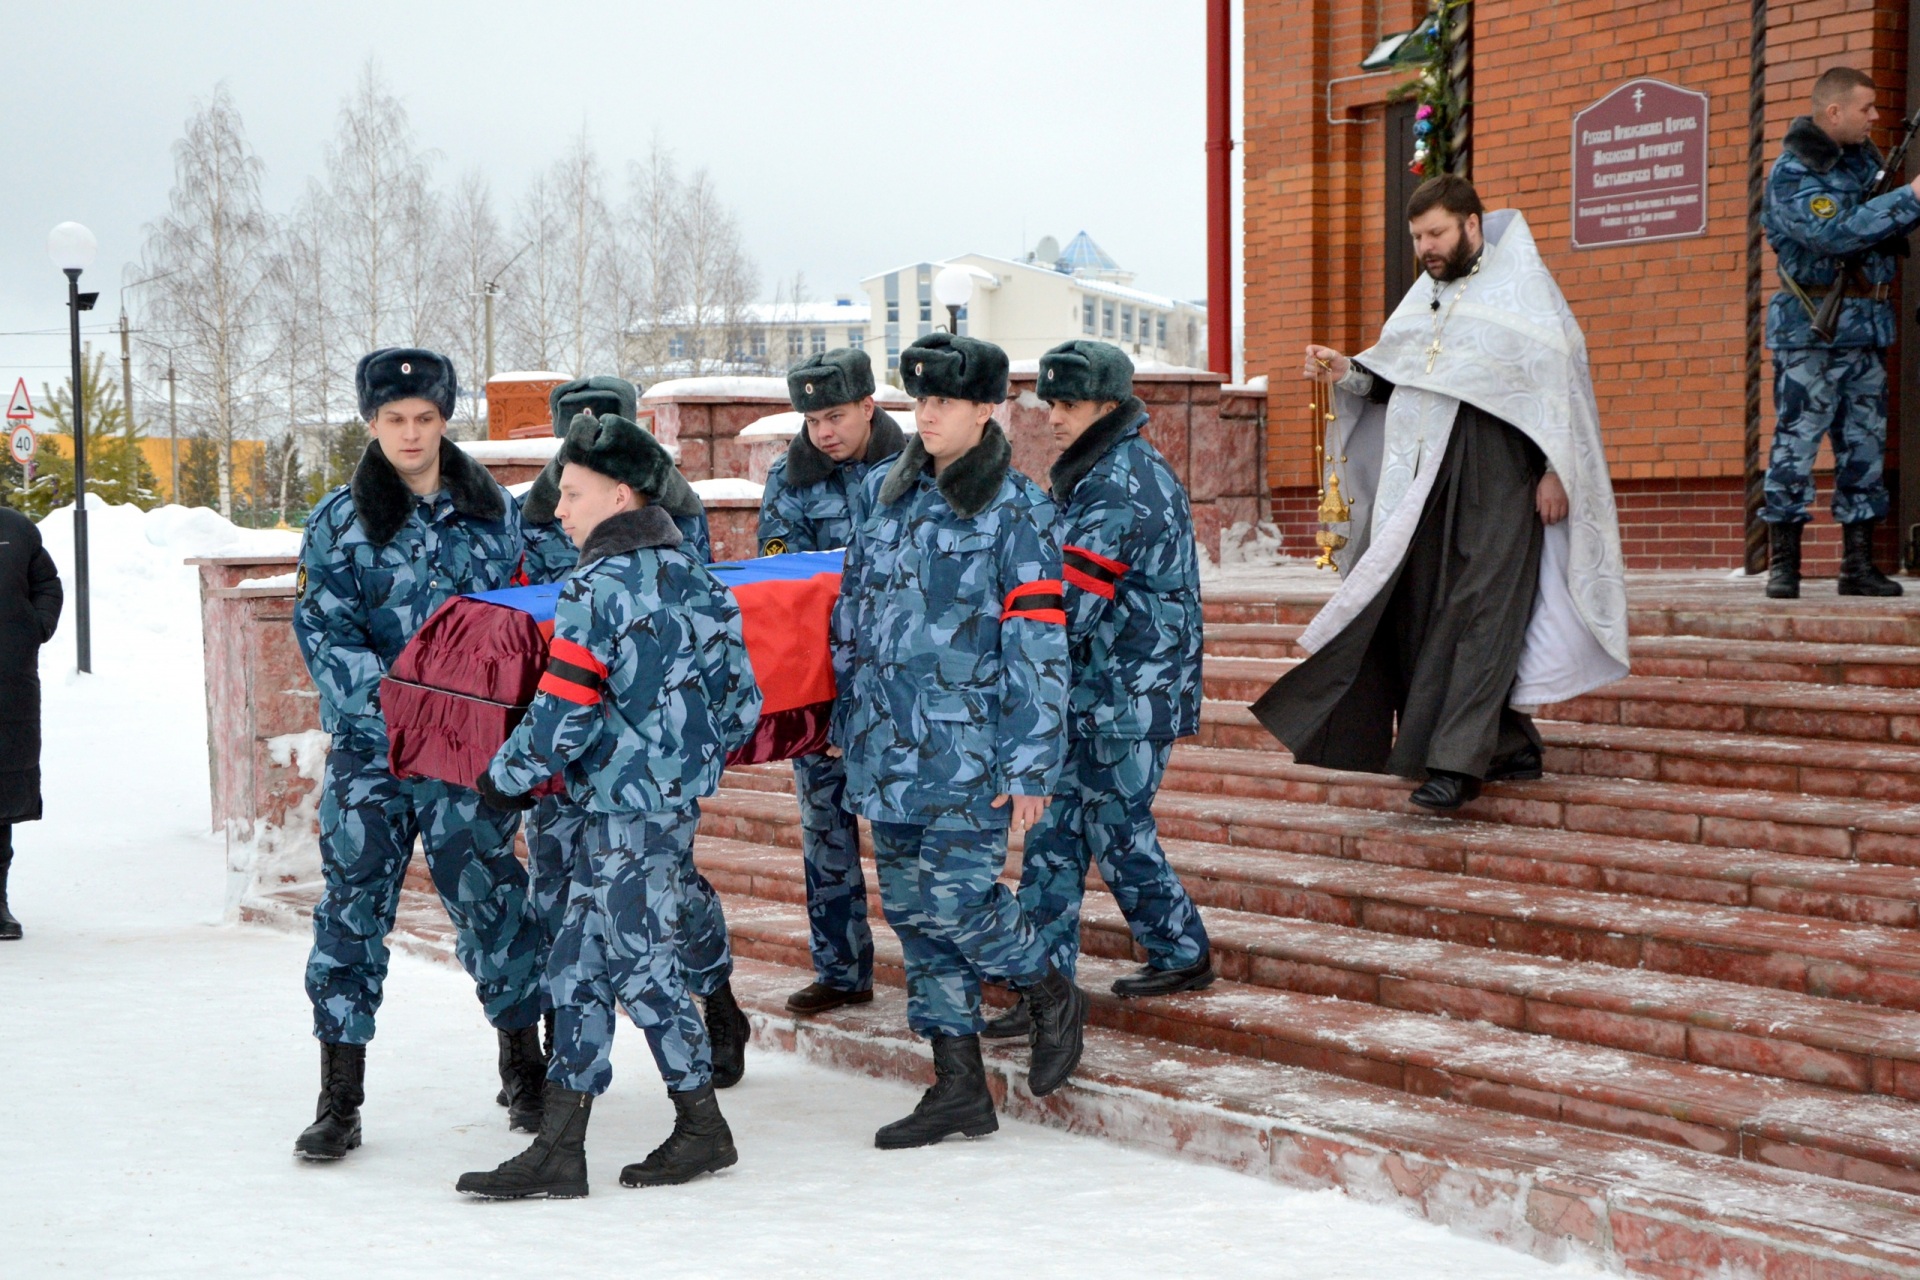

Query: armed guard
[
  {"left": 757, "top": 347, "right": 907, "bottom": 1014},
  {"left": 458, "top": 412, "right": 762, "bottom": 1199},
  {"left": 832, "top": 332, "right": 1088, "bottom": 1149},
  {"left": 1762, "top": 66, "right": 1920, "bottom": 598},
  {"left": 291, "top": 348, "right": 546, "bottom": 1161},
  {"left": 984, "top": 341, "right": 1210, "bottom": 1044},
  {"left": 512, "top": 376, "right": 750, "bottom": 1097}
]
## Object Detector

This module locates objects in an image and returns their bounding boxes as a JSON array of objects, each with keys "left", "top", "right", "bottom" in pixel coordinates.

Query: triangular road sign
[{"left": 5, "top": 378, "right": 31, "bottom": 421}]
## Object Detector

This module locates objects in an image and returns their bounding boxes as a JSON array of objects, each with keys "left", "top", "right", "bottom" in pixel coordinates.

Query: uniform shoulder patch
[
  {"left": 295, "top": 564, "right": 309, "bottom": 600},
  {"left": 1810, "top": 194, "right": 1839, "bottom": 220},
  {"left": 761, "top": 537, "right": 788, "bottom": 557}
]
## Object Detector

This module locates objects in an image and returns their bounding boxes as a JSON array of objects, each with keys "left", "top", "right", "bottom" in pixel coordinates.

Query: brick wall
[{"left": 1245, "top": 0, "right": 1911, "bottom": 569}]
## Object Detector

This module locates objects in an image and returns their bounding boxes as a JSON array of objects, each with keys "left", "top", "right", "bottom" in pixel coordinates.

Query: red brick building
[{"left": 1244, "top": 0, "right": 1916, "bottom": 572}]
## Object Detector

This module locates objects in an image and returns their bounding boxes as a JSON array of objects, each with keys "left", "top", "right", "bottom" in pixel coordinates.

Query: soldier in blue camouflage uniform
[
  {"left": 983, "top": 342, "right": 1210, "bottom": 1044},
  {"left": 1761, "top": 66, "right": 1920, "bottom": 598},
  {"left": 757, "top": 348, "right": 907, "bottom": 1014},
  {"left": 290, "top": 348, "right": 546, "bottom": 1162},
  {"left": 832, "top": 332, "right": 1089, "bottom": 1150},
  {"left": 510, "top": 376, "right": 749, "bottom": 1096},
  {"left": 458, "top": 412, "right": 761, "bottom": 1199}
]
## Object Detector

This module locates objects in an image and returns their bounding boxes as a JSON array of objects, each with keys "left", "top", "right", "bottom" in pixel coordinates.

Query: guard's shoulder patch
[
  {"left": 1810, "top": 194, "right": 1839, "bottom": 220},
  {"left": 761, "top": 537, "right": 788, "bottom": 557},
  {"left": 295, "top": 564, "right": 309, "bottom": 600}
]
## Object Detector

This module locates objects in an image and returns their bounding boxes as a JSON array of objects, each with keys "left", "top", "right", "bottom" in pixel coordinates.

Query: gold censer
[{"left": 1310, "top": 367, "right": 1350, "bottom": 569}]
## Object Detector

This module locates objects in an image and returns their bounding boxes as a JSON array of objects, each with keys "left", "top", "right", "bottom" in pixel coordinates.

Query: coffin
[{"left": 381, "top": 549, "right": 844, "bottom": 791}]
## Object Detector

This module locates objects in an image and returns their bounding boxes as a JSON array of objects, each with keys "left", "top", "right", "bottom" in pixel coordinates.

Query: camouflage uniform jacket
[
  {"left": 1764, "top": 116, "right": 1920, "bottom": 350},
  {"left": 1050, "top": 398, "right": 1202, "bottom": 741},
  {"left": 294, "top": 440, "right": 524, "bottom": 756},
  {"left": 830, "top": 421, "right": 1069, "bottom": 822},
  {"left": 517, "top": 453, "right": 712, "bottom": 586},
  {"left": 488, "top": 505, "right": 761, "bottom": 813},
  {"left": 755, "top": 408, "right": 908, "bottom": 555}
]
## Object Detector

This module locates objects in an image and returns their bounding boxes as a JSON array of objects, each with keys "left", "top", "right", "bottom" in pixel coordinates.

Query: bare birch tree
[
  {"left": 140, "top": 86, "right": 276, "bottom": 517},
  {"left": 439, "top": 170, "right": 509, "bottom": 435}
]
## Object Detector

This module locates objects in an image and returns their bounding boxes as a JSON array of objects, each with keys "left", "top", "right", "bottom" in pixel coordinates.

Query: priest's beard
[{"left": 1423, "top": 232, "right": 1482, "bottom": 283}]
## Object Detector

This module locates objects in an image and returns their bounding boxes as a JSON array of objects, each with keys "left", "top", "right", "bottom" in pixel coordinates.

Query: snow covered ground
[{"left": 1, "top": 501, "right": 1600, "bottom": 1278}]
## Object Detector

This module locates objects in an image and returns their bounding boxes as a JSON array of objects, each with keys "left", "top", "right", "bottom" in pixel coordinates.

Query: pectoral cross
[{"left": 1424, "top": 336, "right": 1443, "bottom": 372}]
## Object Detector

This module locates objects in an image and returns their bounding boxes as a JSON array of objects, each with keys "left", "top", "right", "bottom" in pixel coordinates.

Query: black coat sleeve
[
  {"left": 1352, "top": 361, "right": 1396, "bottom": 405},
  {"left": 28, "top": 543, "right": 61, "bottom": 644}
]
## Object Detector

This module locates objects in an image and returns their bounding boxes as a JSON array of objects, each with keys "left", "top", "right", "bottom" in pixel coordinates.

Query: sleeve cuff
[{"left": 1337, "top": 365, "right": 1375, "bottom": 397}]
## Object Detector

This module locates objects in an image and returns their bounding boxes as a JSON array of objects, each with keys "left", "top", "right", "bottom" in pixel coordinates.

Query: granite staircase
[{"left": 698, "top": 577, "right": 1920, "bottom": 1277}]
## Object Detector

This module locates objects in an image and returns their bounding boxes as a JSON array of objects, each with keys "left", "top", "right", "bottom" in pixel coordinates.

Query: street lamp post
[
  {"left": 49, "top": 222, "right": 98, "bottom": 673},
  {"left": 933, "top": 265, "right": 975, "bottom": 336}
]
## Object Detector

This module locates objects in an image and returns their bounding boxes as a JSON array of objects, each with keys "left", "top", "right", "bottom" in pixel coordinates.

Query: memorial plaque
[{"left": 1571, "top": 78, "right": 1710, "bottom": 248}]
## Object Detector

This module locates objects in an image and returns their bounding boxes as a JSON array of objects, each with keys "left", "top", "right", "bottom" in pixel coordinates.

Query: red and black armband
[
  {"left": 539, "top": 637, "right": 609, "bottom": 705},
  {"left": 1001, "top": 579, "right": 1067, "bottom": 625},
  {"left": 1063, "top": 545, "right": 1128, "bottom": 600}
]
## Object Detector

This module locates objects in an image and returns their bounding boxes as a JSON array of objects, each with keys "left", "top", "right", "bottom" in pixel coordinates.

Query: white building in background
[{"left": 861, "top": 231, "right": 1208, "bottom": 375}]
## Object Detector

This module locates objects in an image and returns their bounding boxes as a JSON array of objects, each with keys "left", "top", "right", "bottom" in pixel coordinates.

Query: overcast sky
[{"left": 0, "top": 0, "right": 1210, "bottom": 402}]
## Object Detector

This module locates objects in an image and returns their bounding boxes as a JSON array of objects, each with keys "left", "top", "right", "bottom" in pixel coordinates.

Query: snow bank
[
  {"left": 692, "top": 477, "right": 764, "bottom": 501},
  {"left": 458, "top": 437, "right": 562, "bottom": 461},
  {"left": 739, "top": 410, "right": 804, "bottom": 440},
  {"left": 486, "top": 369, "right": 567, "bottom": 383},
  {"left": 642, "top": 375, "right": 791, "bottom": 400}
]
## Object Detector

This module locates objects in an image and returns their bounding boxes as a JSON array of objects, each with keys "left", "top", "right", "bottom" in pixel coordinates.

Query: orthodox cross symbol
[
  {"left": 1424, "top": 336, "right": 1444, "bottom": 373},
  {"left": 1633, "top": 87, "right": 1646, "bottom": 112}
]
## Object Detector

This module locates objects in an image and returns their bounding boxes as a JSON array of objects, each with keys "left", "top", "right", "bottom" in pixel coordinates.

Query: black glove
[{"left": 475, "top": 772, "right": 536, "bottom": 812}]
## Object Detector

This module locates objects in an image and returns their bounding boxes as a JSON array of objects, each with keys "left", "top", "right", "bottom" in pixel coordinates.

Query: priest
[{"left": 1250, "top": 176, "right": 1629, "bottom": 811}]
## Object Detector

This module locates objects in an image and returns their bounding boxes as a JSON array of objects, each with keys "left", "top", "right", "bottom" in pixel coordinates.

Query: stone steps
[
  {"left": 1160, "top": 737, "right": 1920, "bottom": 865},
  {"left": 698, "top": 836, "right": 1920, "bottom": 1098},
  {"left": 712, "top": 892, "right": 1920, "bottom": 1196},
  {"left": 1537, "top": 719, "right": 1920, "bottom": 803}
]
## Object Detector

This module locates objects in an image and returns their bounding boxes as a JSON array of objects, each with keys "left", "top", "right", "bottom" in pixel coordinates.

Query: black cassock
[{"left": 1252, "top": 365, "right": 1546, "bottom": 781}]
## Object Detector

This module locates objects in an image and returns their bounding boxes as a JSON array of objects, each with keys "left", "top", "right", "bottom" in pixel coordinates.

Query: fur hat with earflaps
[
  {"left": 356, "top": 347, "right": 458, "bottom": 422},
  {"left": 549, "top": 376, "right": 639, "bottom": 435},
  {"left": 558, "top": 412, "right": 675, "bottom": 500},
  {"left": 1037, "top": 339, "right": 1134, "bottom": 404},
  {"left": 788, "top": 348, "right": 876, "bottom": 412},
  {"left": 900, "top": 332, "right": 1009, "bottom": 404}
]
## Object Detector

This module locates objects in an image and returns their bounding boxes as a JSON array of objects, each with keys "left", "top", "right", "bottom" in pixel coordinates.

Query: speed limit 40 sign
[{"left": 7, "top": 423, "right": 32, "bottom": 465}]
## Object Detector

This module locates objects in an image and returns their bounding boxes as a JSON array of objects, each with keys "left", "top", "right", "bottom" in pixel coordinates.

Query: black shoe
[
  {"left": 498, "top": 1023, "right": 548, "bottom": 1133},
  {"left": 980, "top": 996, "right": 1031, "bottom": 1040},
  {"left": 1485, "top": 745, "right": 1544, "bottom": 782},
  {"left": 1839, "top": 520, "right": 1904, "bottom": 597},
  {"left": 1110, "top": 956, "right": 1216, "bottom": 999},
  {"left": 874, "top": 1034, "right": 999, "bottom": 1149},
  {"left": 1409, "top": 771, "right": 1480, "bottom": 812},
  {"left": 1767, "top": 521, "right": 1803, "bottom": 600},
  {"left": 496, "top": 1010, "right": 556, "bottom": 1108},
  {"left": 1021, "top": 967, "right": 1088, "bottom": 1097},
  {"left": 457, "top": 1084, "right": 592, "bottom": 1199},
  {"left": 704, "top": 982, "right": 752, "bottom": 1089},
  {"left": 785, "top": 982, "right": 874, "bottom": 1016},
  {"left": 620, "top": 1085, "right": 738, "bottom": 1186},
  {"left": 294, "top": 1041, "right": 365, "bottom": 1161}
]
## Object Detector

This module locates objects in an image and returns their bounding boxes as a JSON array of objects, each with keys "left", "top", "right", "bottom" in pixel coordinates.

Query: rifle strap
[{"left": 1778, "top": 267, "right": 1819, "bottom": 321}]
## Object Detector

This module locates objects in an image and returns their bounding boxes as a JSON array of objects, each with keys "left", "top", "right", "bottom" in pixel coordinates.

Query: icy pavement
[{"left": 0, "top": 501, "right": 1601, "bottom": 1278}]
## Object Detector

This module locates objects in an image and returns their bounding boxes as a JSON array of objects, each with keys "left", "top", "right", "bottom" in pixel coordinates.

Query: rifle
[{"left": 1810, "top": 108, "right": 1920, "bottom": 342}]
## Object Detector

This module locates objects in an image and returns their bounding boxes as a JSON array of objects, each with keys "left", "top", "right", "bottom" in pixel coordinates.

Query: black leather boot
[
  {"left": 498, "top": 1024, "right": 548, "bottom": 1133},
  {"left": 495, "top": 1009, "right": 555, "bottom": 1109},
  {"left": 620, "top": 1085, "right": 738, "bottom": 1186},
  {"left": 705, "top": 982, "right": 752, "bottom": 1089},
  {"left": 1839, "top": 520, "right": 1904, "bottom": 597},
  {"left": 0, "top": 854, "right": 20, "bottom": 942},
  {"left": 1111, "top": 955, "right": 1216, "bottom": 998},
  {"left": 294, "top": 1041, "right": 366, "bottom": 1160},
  {"left": 1766, "top": 521, "right": 1803, "bottom": 600},
  {"left": 785, "top": 982, "right": 874, "bottom": 1015},
  {"left": 874, "top": 1034, "right": 999, "bottom": 1149},
  {"left": 980, "top": 996, "right": 1031, "bottom": 1040},
  {"left": 1021, "top": 967, "right": 1089, "bottom": 1097},
  {"left": 457, "top": 1084, "right": 592, "bottom": 1199}
]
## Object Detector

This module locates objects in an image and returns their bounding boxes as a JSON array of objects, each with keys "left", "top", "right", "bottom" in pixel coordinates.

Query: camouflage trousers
[
  {"left": 1764, "top": 347, "right": 1890, "bottom": 526},
  {"left": 870, "top": 807, "right": 1047, "bottom": 1039},
  {"left": 793, "top": 752, "right": 873, "bottom": 991},
  {"left": 1016, "top": 736, "right": 1210, "bottom": 981},
  {"left": 528, "top": 794, "right": 733, "bottom": 1012},
  {"left": 545, "top": 806, "right": 715, "bottom": 1096},
  {"left": 306, "top": 747, "right": 542, "bottom": 1045}
]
